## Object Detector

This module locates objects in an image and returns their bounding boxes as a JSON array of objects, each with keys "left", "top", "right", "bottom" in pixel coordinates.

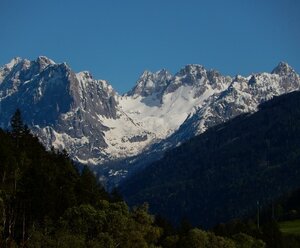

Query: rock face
[
  {"left": 0, "top": 57, "right": 300, "bottom": 183},
  {"left": 0, "top": 57, "right": 117, "bottom": 164},
  {"left": 127, "top": 69, "right": 172, "bottom": 97}
]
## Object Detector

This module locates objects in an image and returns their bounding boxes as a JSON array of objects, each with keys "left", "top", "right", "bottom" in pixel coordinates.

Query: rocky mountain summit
[{"left": 0, "top": 56, "right": 117, "bottom": 164}]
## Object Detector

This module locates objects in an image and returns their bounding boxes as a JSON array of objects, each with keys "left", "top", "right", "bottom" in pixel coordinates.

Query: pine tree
[{"left": 10, "top": 109, "right": 25, "bottom": 139}]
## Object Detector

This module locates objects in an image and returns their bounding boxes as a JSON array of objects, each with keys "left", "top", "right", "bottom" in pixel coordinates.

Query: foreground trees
[
  {"left": 0, "top": 111, "right": 266, "bottom": 247},
  {"left": 0, "top": 111, "right": 163, "bottom": 247}
]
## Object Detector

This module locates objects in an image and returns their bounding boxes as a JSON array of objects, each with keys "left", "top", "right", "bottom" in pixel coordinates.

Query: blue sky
[{"left": 0, "top": 0, "right": 299, "bottom": 93}]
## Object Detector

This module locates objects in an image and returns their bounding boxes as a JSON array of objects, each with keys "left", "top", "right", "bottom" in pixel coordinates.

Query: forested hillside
[
  {"left": 0, "top": 110, "right": 162, "bottom": 247},
  {"left": 121, "top": 91, "right": 300, "bottom": 228},
  {"left": 0, "top": 110, "right": 266, "bottom": 247}
]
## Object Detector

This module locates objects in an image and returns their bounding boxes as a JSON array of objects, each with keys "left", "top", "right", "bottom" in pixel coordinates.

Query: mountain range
[{"left": 0, "top": 56, "right": 299, "bottom": 185}]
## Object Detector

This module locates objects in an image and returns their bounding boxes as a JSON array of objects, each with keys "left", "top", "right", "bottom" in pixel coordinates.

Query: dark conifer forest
[
  {"left": 121, "top": 91, "right": 300, "bottom": 242},
  {"left": 1, "top": 91, "right": 300, "bottom": 247},
  {"left": 0, "top": 110, "right": 268, "bottom": 247}
]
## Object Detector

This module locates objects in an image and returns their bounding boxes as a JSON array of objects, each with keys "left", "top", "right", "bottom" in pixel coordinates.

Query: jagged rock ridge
[{"left": 0, "top": 58, "right": 299, "bottom": 182}]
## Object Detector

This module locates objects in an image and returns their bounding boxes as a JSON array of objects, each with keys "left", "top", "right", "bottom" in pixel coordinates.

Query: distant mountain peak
[
  {"left": 127, "top": 69, "right": 172, "bottom": 97},
  {"left": 178, "top": 64, "right": 206, "bottom": 75},
  {"left": 139, "top": 69, "right": 171, "bottom": 79},
  {"left": 77, "top": 71, "right": 93, "bottom": 80},
  {"left": 4, "top": 57, "right": 23, "bottom": 70},
  {"left": 36, "top": 58, "right": 54, "bottom": 71},
  {"left": 156, "top": 68, "right": 171, "bottom": 77},
  {"left": 36, "top": 56, "right": 55, "bottom": 64},
  {"left": 140, "top": 70, "right": 152, "bottom": 78},
  {"left": 272, "top": 61, "right": 295, "bottom": 75}
]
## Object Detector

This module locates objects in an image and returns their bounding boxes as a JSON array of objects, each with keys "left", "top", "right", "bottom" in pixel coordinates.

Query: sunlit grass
[{"left": 279, "top": 219, "right": 300, "bottom": 236}]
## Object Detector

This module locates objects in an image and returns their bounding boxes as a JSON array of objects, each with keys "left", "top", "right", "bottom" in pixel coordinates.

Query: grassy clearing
[{"left": 279, "top": 219, "right": 300, "bottom": 236}]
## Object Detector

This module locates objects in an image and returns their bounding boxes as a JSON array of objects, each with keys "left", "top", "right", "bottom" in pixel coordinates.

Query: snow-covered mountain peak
[
  {"left": 77, "top": 71, "right": 93, "bottom": 80},
  {"left": 98, "top": 80, "right": 115, "bottom": 96},
  {"left": 139, "top": 70, "right": 152, "bottom": 78},
  {"left": 0, "top": 58, "right": 21, "bottom": 83},
  {"left": 138, "top": 69, "right": 171, "bottom": 79},
  {"left": 272, "top": 62, "right": 295, "bottom": 76},
  {"left": 164, "top": 65, "right": 231, "bottom": 97},
  {"left": 176, "top": 64, "right": 207, "bottom": 78},
  {"left": 173, "top": 64, "right": 208, "bottom": 85},
  {"left": 127, "top": 69, "right": 172, "bottom": 97},
  {"left": 75, "top": 71, "right": 115, "bottom": 97},
  {"left": 3, "top": 56, "right": 55, "bottom": 71},
  {"left": 233, "top": 74, "right": 244, "bottom": 81},
  {"left": 157, "top": 68, "right": 171, "bottom": 77},
  {"left": 36, "top": 56, "right": 55, "bottom": 68},
  {"left": 5, "top": 57, "right": 23, "bottom": 69},
  {"left": 117, "top": 66, "right": 231, "bottom": 154}
]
